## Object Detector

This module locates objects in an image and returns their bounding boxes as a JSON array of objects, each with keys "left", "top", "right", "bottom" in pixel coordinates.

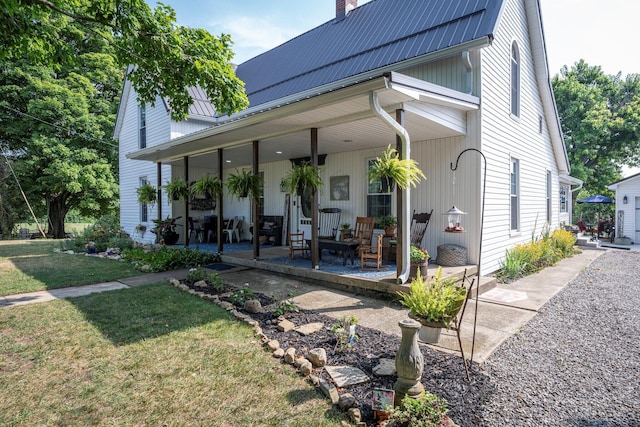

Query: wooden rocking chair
[{"left": 360, "top": 234, "right": 383, "bottom": 269}]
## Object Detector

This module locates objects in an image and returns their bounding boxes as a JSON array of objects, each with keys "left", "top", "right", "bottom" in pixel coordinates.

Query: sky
[{"left": 155, "top": 0, "right": 640, "bottom": 77}]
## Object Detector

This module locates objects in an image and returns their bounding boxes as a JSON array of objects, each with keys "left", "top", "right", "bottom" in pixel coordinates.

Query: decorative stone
[
  {"left": 325, "top": 366, "right": 369, "bottom": 387},
  {"left": 244, "top": 299, "right": 262, "bottom": 313},
  {"left": 194, "top": 280, "right": 208, "bottom": 288},
  {"left": 277, "top": 319, "right": 295, "bottom": 332},
  {"left": 338, "top": 393, "right": 358, "bottom": 410},
  {"left": 293, "top": 356, "right": 307, "bottom": 368},
  {"left": 299, "top": 360, "right": 313, "bottom": 376},
  {"left": 319, "top": 380, "right": 340, "bottom": 404},
  {"left": 394, "top": 319, "right": 425, "bottom": 405},
  {"left": 309, "top": 374, "right": 320, "bottom": 386},
  {"left": 295, "top": 322, "right": 324, "bottom": 336},
  {"left": 218, "top": 301, "right": 235, "bottom": 310},
  {"left": 373, "top": 358, "right": 396, "bottom": 376},
  {"left": 284, "top": 347, "right": 296, "bottom": 364},
  {"left": 348, "top": 408, "right": 362, "bottom": 423},
  {"left": 170, "top": 278, "right": 181, "bottom": 286},
  {"left": 272, "top": 348, "right": 285, "bottom": 358},
  {"left": 307, "top": 348, "right": 327, "bottom": 367},
  {"left": 266, "top": 340, "right": 280, "bottom": 351}
]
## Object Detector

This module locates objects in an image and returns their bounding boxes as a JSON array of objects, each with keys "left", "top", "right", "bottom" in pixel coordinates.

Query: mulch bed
[{"left": 182, "top": 280, "right": 494, "bottom": 426}]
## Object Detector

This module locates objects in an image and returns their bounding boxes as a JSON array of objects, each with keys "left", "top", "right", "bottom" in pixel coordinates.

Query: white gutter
[{"left": 369, "top": 88, "right": 411, "bottom": 284}]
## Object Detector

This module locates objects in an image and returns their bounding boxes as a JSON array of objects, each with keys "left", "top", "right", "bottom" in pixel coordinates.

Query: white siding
[
  {"left": 612, "top": 177, "right": 640, "bottom": 242},
  {"left": 478, "top": 0, "right": 562, "bottom": 274},
  {"left": 171, "top": 119, "right": 214, "bottom": 139},
  {"left": 118, "top": 89, "right": 172, "bottom": 243}
]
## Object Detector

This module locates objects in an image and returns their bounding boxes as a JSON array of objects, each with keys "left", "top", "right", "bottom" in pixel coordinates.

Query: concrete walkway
[{"left": 0, "top": 249, "right": 605, "bottom": 364}]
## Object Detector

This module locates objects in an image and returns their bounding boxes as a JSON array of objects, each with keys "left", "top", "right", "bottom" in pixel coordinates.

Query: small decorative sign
[{"left": 372, "top": 388, "right": 394, "bottom": 411}]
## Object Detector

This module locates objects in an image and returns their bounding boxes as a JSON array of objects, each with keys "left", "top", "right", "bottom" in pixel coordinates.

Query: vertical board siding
[{"left": 613, "top": 179, "right": 640, "bottom": 242}]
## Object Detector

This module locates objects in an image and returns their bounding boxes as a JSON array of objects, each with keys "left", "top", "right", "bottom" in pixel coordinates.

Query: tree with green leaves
[
  {"left": 552, "top": 60, "right": 640, "bottom": 194},
  {"left": 1, "top": 0, "right": 249, "bottom": 120}
]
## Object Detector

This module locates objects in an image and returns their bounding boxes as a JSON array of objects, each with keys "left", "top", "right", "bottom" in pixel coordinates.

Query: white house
[
  {"left": 607, "top": 173, "right": 640, "bottom": 244},
  {"left": 114, "top": 0, "right": 579, "bottom": 279}
]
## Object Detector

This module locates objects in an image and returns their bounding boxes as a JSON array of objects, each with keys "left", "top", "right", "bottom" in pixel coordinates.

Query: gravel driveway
[{"left": 481, "top": 250, "right": 640, "bottom": 426}]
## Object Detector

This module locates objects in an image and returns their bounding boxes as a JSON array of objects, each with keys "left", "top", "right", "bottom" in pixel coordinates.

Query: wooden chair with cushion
[
  {"left": 360, "top": 234, "right": 383, "bottom": 269},
  {"left": 289, "top": 232, "right": 308, "bottom": 259}
]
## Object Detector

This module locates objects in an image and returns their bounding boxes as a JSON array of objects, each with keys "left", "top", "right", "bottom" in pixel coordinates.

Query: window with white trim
[
  {"left": 510, "top": 158, "right": 520, "bottom": 231},
  {"left": 139, "top": 176, "right": 149, "bottom": 222},
  {"left": 510, "top": 41, "right": 520, "bottom": 117},
  {"left": 367, "top": 159, "right": 392, "bottom": 218},
  {"left": 546, "top": 171, "right": 552, "bottom": 222},
  {"left": 559, "top": 185, "right": 568, "bottom": 213},
  {"left": 139, "top": 105, "right": 147, "bottom": 149}
]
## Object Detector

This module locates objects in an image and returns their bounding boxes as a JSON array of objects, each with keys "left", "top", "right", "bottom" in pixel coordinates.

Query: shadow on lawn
[{"left": 68, "top": 282, "right": 224, "bottom": 346}]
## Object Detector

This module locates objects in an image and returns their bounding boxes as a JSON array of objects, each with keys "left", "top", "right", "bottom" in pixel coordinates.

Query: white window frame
[
  {"left": 139, "top": 105, "right": 147, "bottom": 149},
  {"left": 510, "top": 41, "right": 520, "bottom": 118},
  {"left": 510, "top": 158, "right": 520, "bottom": 232},
  {"left": 366, "top": 158, "right": 392, "bottom": 218},
  {"left": 559, "top": 185, "right": 568, "bottom": 214}
]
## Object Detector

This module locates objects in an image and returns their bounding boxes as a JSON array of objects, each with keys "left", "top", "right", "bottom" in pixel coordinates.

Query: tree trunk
[{"left": 48, "top": 197, "right": 68, "bottom": 238}]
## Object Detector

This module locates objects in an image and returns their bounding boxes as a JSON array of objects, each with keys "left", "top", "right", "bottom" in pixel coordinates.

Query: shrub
[
  {"left": 388, "top": 393, "right": 448, "bottom": 427},
  {"left": 551, "top": 229, "right": 578, "bottom": 257},
  {"left": 229, "top": 286, "right": 254, "bottom": 306},
  {"left": 122, "top": 247, "right": 220, "bottom": 272},
  {"left": 185, "top": 267, "right": 221, "bottom": 286},
  {"left": 271, "top": 298, "right": 299, "bottom": 316}
]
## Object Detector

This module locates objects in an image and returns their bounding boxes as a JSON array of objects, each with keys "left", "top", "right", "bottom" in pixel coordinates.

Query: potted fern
[
  {"left": 226, "top": 169, "right": 263, "bottom": 201},
  {"left": 397, "top": 266, "right": 467, "bottom": 343},
  {"left": 136, "top": 182, "right": 157, "bottom": 208},
  {"left": 377, "top": 215, "right": 397, "bottom": 236},
  {"left": 368, "top": 145, "right": 426, "bottom": 192},
  {"left": 191, "top": 175, "right": 223, "bottom": 200},
  {"left": 281, "top": 163, "right": 323, "bottom": 196},
  {"left": 164, "top": 177, "right": 190, "bottom": 203}
]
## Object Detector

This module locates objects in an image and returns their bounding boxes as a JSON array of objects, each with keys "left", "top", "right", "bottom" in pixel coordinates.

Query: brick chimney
[{"left": 336, "top": 0, "right": 358, "bottom": 18}]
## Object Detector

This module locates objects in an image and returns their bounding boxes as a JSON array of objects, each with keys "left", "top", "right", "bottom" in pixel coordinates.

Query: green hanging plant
[
  {"left": 191, "top": 175, "right": 223, "bottom": 200},
  {"left": 226, "top": 169, "right": 263, "bottom": 202},
  {"left": 136, "top": 183, "right": 157, "bottom": 207},
  {"left": 368, "top": 145, "right": 426, "bottom": 191},
  {"left": 164, "top": 177, "right": 190, "bottom": 203},
  {"left": 281, "top": 164, "right": 323, "bottom": 196}
]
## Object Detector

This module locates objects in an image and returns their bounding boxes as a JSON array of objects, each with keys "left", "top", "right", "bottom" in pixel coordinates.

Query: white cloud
[{"left": 212, "top": 16, "right": 300, "bottom": 63}]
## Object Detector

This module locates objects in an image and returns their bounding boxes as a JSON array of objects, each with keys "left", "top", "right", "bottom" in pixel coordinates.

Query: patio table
[{"left": 307, "top": 239, "right": 360, "bottom": 266}]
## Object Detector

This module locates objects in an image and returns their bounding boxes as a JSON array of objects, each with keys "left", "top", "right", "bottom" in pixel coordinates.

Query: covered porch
[{"left": 127, "top": 72, "right": 480, "bottom": 283}]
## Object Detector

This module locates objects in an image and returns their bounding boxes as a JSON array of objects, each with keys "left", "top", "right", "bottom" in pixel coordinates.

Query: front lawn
[
  {"left": 0, "top": 240, "right": 140, "bottom": 296},
  {"left": 0, "top": 283, "right": 346, "bottom": 426}
]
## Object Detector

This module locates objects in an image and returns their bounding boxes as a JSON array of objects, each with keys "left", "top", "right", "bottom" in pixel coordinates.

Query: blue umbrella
[{"left": 577, "top": 194, "right": 614, "bottom": 204}]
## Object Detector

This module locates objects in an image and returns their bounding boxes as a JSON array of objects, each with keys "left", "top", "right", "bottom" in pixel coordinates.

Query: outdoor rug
[{"left": 264, "top": 253, "right": 396, "bottom": 280}]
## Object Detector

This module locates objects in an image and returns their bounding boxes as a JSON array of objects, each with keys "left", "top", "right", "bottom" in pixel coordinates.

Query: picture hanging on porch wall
[{"left": 330, "top": 175, "right": 349, "bottom": 201}]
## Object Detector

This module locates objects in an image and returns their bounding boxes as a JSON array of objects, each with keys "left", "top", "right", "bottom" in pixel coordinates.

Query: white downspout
[{"left": 369, "top": 90, "right": 411, "bottom": 284}]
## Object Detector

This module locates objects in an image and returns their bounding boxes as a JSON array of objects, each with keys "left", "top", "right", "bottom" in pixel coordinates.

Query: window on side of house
[
  {"left": 139, "top": 176, "right": 149, "bottom": 223},
  {"left": 139, "top": 105, "right": 147, "bottom": 149},
  {"left": 367, "top": 159, "right": 391, "bottom": 218},
  {"left": 510, "top": 158, "right": 520, "bottom": 231},
  {"left": 510, "top": 41, "right": 520, "bottom": 118},
  {"left": 560, "top": 185, "right": 568, "bottom": 213},
  {"left": 546, "top": 171, "right": 552, "bottom": 223}
]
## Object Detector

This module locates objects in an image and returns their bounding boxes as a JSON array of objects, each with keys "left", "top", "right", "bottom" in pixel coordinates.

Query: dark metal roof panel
[
  {"left": 235, "top": 0, "right": 503, "bottom": 108},
  {"left": 186, "top": 86, "right": 216, "bottom": 117}
]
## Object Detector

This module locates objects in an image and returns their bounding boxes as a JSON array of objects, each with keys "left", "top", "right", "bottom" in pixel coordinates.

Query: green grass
[
  {"left": 0, "top": 283, "right": 346, "bottom": 426},
  {"left": 0, "top": 240, "right": 140, "bottom": 296}
]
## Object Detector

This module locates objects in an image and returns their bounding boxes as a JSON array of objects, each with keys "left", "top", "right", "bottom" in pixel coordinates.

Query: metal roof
[{"left": 235, "top": 0, "right": 502, "bottom": 107}]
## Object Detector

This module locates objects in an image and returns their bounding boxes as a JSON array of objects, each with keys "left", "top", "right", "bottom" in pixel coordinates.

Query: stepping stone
[
  {"left": 277, "top": 319, "right": 295, "bottom": 332},
  {"left": 325, "top": 365, "right": 369, "bottom": 387},
  {"left": 372, "top": 358, "right": 396, "bottom": 376},
  {"left": 295, "top": 322, "right": 324, "bottom": 336},
  {"left": 480, "top": 288, "right": 528, "bottom": 303}
]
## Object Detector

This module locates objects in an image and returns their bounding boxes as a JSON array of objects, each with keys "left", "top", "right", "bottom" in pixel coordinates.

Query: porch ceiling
[{"left": 128, "top": 74, "right": 478, "bottom": 168}]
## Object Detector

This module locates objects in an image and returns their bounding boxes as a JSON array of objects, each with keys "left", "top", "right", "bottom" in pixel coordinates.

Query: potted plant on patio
[
  {"left": 368, "top": 145, "right": 426, "bottom": 192},
  {"left": 136, "top": 182, "right": 157, "bottom": 207},
  {"left": 397, "top": 266, "right": 467, "bottom": 343},
  {"left": 281, "top": 163, "right": 323, "bottom": 196},
  {"left": 378, "top": 215, "right": 397, "bottom": 236},
  {"left": 164, "top": 177, "right": 190, "bottom": 203},
  {"left": 409, "top": 245, "right": 429, "bottom": 280},
  {"left": 191, "top": 175, "right": 223, "bottom": 200},
  {"left": 151, "top": 216, "right": 182, "bottom": 245},
  {"left": 226, "top": 169, "right": 263, "bottom": 201}
]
